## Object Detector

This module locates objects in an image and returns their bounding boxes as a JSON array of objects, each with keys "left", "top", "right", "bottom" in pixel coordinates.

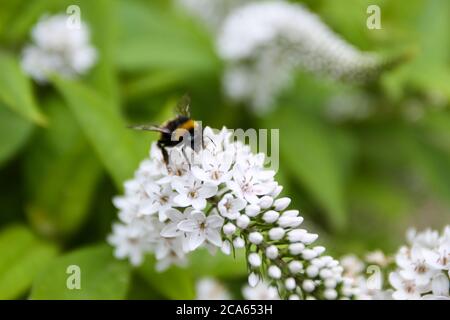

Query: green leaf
[
  {"left": 116, "top": 1, "right": 219, "bottom": 74},
  {"left": 24, "top": 98, "right": 101, "bottom": 239},
  {"left": 137, "top": 256, "right": 195, "bottom": 300},
  {"left": 0, "top": 102, "right": 34, "bottom": 166},
  {"left": 0, "top": 225, "right": 58, "bottom": 299},
  {"left": 123, "top": 70, "right": 189, "bottom": 100},
  {"left": 26, "top": 141, "right": 101, "bottom": 238},
  {"left": 30, "top": 244, "right": 131, "bottom": 299},
  {"left": 406, "top": 134, "right": 450, "bottom": 206},
  {"left": 271, "top": 107, "right": 348, "bottom": 230},
  {"left": 80, "top": 0, "right": 120, "bottom": 106},
  {"left": 0, "top": 52, "right": 47, "bottom": 125},
  {"left": 188, "top": 249, "right": 247, "bottom": 279},
  {"left": 52, "top": 77, "right": 142, "bottom": 188}
]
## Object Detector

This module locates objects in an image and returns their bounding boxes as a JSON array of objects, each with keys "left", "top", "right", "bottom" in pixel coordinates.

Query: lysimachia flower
[
  {"left": 108, "top": 126, "right": 352, "bottom": 300},
  {"left": 389, "top": 227, "right": 450, "bottom": 300},
  {"left": 339, "top": 253, "right": 392, "bottom": 300},
  {"left": 196, "top": 278, "right": 231, "bottom": 300},
  {"left": 217, "top": 1, "right": 384, "bottom": 112},
  {"left": 21, "top": 14, "right": 97, "bottom": 83},
  {"left": 242, "top": 281, "right": 280, "bottom": 300},
  {"left": 176, "top": 0, "right": 248, "bottom": 31}
]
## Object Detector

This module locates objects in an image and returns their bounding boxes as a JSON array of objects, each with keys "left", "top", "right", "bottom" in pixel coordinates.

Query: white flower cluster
[
  {"left": 196, "top": 278, "right": 231, "bottom": 300},
  {"left": 340, "top": 252, "right": 393, "bottom": 300},
  {"left": 242, "top": 281, "right": 280, "bottom": 300},
  {"left": 389, "top": 227, "right": 450, "bottom": 300},
  {"left": 176, "top": 0, "right": 248, "bottom": 31},
  {"left": 21, "top": 14, "right": 97, "bottom": 83},
  {"left": 108, "top": 126, "right": 350, "bottom": 299},
  {"left": 217, "top": 1, "right": 381, "bottom": 111}
]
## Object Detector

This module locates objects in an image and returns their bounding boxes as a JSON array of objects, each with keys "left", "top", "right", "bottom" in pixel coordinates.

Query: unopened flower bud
[
  {"left": 268, "top": 265, "right": 282, "bottom": 279},
  {"left": 259, "top": 196, "right": 273, "bottom": 209},
  {"left": 266, "top": 245, "right": 279, "bottom": 260},
  {"left": 236, "top": 214, "right": 250, "bottom": 229},
  {"left": 268, "top": 227, "right": 285, "bottom": 240},
  {"left": 233, "top": 237, "right": 245, "bottom": 248},
  {"left": 249, "top": 232, "right": 263, "bottom": 244},
  {"left": 245, "top": 204, "right": 260, "bottom": 217},
  {"left": 289, "top": 243, "right": 305, "bottom": 255},
  {"left": 302, "top": 280, "right": 315, "bottom": 292},
  {"left": 223, "top": 223, "right": 236, "bottom": 235},
  {"left": 248, "top": 253, "right": 262, "bottom": 267},
  {"left": 262, "top": 210, "right": 279, "bottom": 223},
  {"left": 288, "top": 261, "right": 303, "bottom": 274},
  {"left": 273, "top": 197, "right": 291, "bottom": 211}
]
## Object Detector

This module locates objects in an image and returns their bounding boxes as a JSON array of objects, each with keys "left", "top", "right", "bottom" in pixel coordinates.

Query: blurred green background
[{"left": 0, "top": 0, "right": 449, "bottom": 299}]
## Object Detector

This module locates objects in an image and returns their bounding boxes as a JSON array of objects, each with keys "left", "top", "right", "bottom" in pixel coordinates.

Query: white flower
[
  {"left": 178, "top": 211, "right": 224, "bottom": 250},
  {"left": 107, "top": 222, "right": 151, "bottom": 266},
  {"left": 227, "top": 167, "right": 276, "bottom": 204},
  {"left": 177, "top": 0, "right": 248, "bottom": 31},
  {"left": 340, "top": 254, "right": 365, "bottom": 278},
  {"left": 173, "top": 177, "right": 218, "bottom": 210},
  {"left": 218, "top": 194, "right": 246, "bottom": 219},
  {"left": 397, "top": 246, "right": 438, "bottom": 286},
  {"left": 407, "top": 228, "right": 440, "bottom": 249},
  {"left": 217, "top": 1, "right": 382, "bottom": 112},
  {"left": 139, "top": 183, "right": 176, "bottom": 221},
  {"left": 423, "top": 241, "right": 450, "bottom": 271},
  {"left": 382, "top": 227, "right": 450, "bottom": 300},
  {"left": 22, "top": 14, "right": 97, "bottom": 83},
  {"left": 242, "top": 282, "right": 280, "bottom": 300},
  {"left": 160, "top": 208, "right": 189, "bottom": 238},
  {"left": 192, "top": 149, "right": 233, "bottom": 185},
  {"left": 389, "top": 272, "right": 429, "bottom": 300},
  {"left": 109, "top": 125, "right": 349, "bottom": 299},
  {"left": 196, "top": 278, "right": 231, "bottom": 300},
  {"left": 431, "top": 273, "right": 449, "bottom": 297},
  {"left": 154, "top": 236, "right": 188, "bottom": 271}
]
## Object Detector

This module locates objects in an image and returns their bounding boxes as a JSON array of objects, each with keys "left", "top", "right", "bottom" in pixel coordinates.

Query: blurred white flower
[
  {"left": 216, "top": 1, "right": 381, "bottom": 112},
  {"left": 21, "top": 14, "right": 97, "bottom": 83},
  {"left": 242, "top": 282, "right": 280, "bottom": 300},
  {"left": 196, "top": 278, "right": 231, "bottom": 300},
  {"left": 389, "top": 272, "right": 429, "bottom": 300},
  {"left": 176, "top": 0, "right": 248, "bottom": 31},
  {"left": 389, "top": 227, "right": 450, "bottom": 300}
]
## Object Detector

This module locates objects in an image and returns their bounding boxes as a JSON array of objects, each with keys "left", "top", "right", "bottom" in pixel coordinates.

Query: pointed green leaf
[
  {"left": 52, "top": 77, "right": 142, "bottom": 188},
  {"left": 0, "top": 102, "right": 34, "bottom": 166},
  {"left": 0, "top": 52, "right": 47, "bottom": 125}
]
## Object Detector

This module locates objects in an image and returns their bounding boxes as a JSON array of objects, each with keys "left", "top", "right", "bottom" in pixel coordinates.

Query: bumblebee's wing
[
  {"left": 175, "top": 94, "right": 191, "bottom": 117},
  {"left": 128, "top": 124, "right": 171, "bottom": 134}
]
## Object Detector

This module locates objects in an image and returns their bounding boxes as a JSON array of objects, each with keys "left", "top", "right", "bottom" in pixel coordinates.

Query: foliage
[{"left": 0, "top": 0, "right": 448, "bottom": 299}]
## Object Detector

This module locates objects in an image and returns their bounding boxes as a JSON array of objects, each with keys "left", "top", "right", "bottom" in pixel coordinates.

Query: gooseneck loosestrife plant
[{"left": 108, "top": 126, "right": 351, "bottom": 300}]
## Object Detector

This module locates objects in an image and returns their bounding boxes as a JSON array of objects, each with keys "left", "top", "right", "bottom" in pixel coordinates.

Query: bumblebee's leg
[
  {"left": 182, "top": 147, "right": 192, "bottom": 169},
  {"left": 158, "top": 141, "right": 169, "bottom": 165}
]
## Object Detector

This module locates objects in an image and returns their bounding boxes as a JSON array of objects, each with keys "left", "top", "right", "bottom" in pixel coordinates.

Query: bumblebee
[{"left": 129, "top": 95, "right": 201, "bottom": 164}]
